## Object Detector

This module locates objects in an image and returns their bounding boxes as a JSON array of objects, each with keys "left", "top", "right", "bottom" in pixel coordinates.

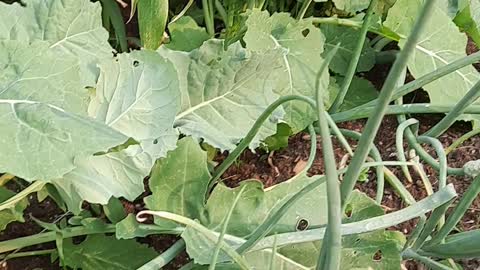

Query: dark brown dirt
[{"left": 0, "top": 181, "right": 64, "bottom": 270}]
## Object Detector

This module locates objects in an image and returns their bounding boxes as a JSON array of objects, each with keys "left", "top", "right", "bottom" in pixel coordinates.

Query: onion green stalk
[
  {"left": 425, "top": 79, "right": 480, "bottom": 137},
  {"left": 331, "top": 104, "right": 480, "bottom": 122},
  {"left": 426, "top": 174, "right": 480, "bottom": 246},
  {"left": 337, "top": 129, "right": 385, "bottom": 204},
  {"left": 314, "top": 44, "right": 342, "bottom": 270},
  {"left": 338, "top": 51, "right": 480, "bottom": 118},
  {"left": 339, "top": 0, "right": 438, "bottom": 208},
  {"left": 445, "top": 128, "right": 480, "bottom": 154},
  {"left": 402, "top": 249, "right": 453, "bottom": 270},
  {"left": 329, "top": 0, "right": 378, "bottom": 113},
  {"left": 209, "top": 185, "right": 247, "bottom": 270},
  {"left": 138, "top": 240, "right": 186, "bottom": 270}
]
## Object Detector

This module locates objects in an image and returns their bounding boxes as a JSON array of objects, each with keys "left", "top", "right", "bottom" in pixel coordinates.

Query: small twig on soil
[
  {"left": 116, "top": 0, "right": 128, "bottom": 8},
  {"left": 267, "top": 151, "right": 280, "bottom": 177}
]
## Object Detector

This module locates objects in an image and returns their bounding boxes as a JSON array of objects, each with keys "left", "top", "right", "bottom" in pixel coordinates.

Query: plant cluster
[{"left": 0, "top": 0, "right": 480, "bottom": 269}]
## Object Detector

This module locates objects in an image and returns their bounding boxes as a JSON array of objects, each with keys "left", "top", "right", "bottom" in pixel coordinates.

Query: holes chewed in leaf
[
  {"left": 345, "top": 204, "right": 353, "bottom": 218},
  {"left": 153, "top": 139, "right": 159, "bottom": 145},
  {"left": 296, "top": 218, "right": 309, "bottom": 231},
  {"left": 302, "top": 28, "right": 310, "bottom": 37},
  {"left": 373, "top": 250, "right": 382, "bottom": 261},
  {"left": 133, "top": 60, "right": 140, "bottom": 67}
]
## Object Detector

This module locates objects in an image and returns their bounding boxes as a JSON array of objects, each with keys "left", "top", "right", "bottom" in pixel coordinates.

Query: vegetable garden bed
[{"left": 1, "top": 0, "right": 480, "bottom": 269}]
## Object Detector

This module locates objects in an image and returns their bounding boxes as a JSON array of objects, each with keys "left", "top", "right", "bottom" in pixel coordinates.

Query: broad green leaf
[
  {"left": 453, "top": 0, "right": 480, "bottom": 47},
  {"left": 160, "top": 39, "right": 285, "bottom": 151},
  {"left": 322, "top": 24, "right": 376, "bottom": 75},
  {"left": 332, "top": 0, "right": 370, "bottom": 13},
  {"left": 331, "top": 0, "right": 396, "bottom": 14},
  {"left": 144, "top": 137, "right": 210, "bottom": 227},
  {"left": 0, "top": 41, "right": 88, "bottom": 115},
  {"left": 89, "top": 50, "right": 179, "bottom": 142},
  {"left": 190, "top": 181, "right": 403, "bottom": 269},
  {"left": 52, "top": 50, "right": 180, "bottom": 210},
  {"left": 100, "top": 0, "right": 128, "bottom": 52},
  {"left": 181, "top": 225, "right": 309, "bottom": 268},
  {"left": 204, "top": 174, "right": 328, "bottom": 237},
  {"left": 0, "top": 0, "right": 113, "bottom": 85},
  {"left": 165, "top": 16, "right": 209, "bottom": 51},
  {"left": 0, "top": 101, "right": 127, "bottom": 181},
  {"left": 336, "top": 76, "right": 378, "bottom": 111},
  {"left": 0, "top": 40, "right": 127, "bottom": 181},
  {"left": 51, "top": 143, "right": 159, "bottom": 213},
  {"left": 62, "top": 235, "right": 157, "bottom": 270},
  {"left": 385, "top": 0, "right": 480, "bottom": 122},
  {"left": 138, "top": 0, "right": 168, "bottom": 50},
  {"left": 0, "top": 187, "right": 28, "bottom": 231},
  {"left": 244, "top": 10, "right": 328, "bottom": 133},
  {"left": 262, "top": 123, "right": 293, "bottom": 151},
  {"left": 278, "top": 191, "right": 405, "bottom": 270},
  {"left": 116, "top": 214, "right": 159, "bottom": 239},
  {"left": 103, "top": 197, "right": 127, "bottom": 224}
]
